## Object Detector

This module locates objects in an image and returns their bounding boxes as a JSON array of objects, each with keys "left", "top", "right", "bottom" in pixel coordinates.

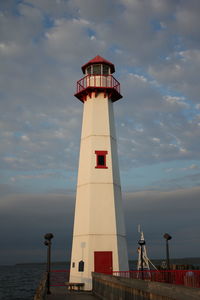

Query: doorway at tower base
[
  {"left": 69, "top": 238, "right": 129, "bottom": 290},
  {"left": 69, "top": 252, "right": 113, "bottom": 291},
  {"left": 69, "top": 256, "right": 111, "bottom": 291}
]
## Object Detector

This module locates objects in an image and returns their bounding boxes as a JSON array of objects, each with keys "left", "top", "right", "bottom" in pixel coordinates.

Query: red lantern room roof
[{"left": 81, "top": 55, "right": 115, "bottom": 74}]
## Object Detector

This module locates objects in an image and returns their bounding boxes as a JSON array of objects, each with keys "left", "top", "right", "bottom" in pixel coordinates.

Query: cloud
[
  {"left": 0, "top": 0, "right": 200, "bottom": 264},
  {"left": 181, "top": 164, "right": 199, "bottom": 171},
  {"left": 131, "top": 73, "right": 148, "bottom": 83},
  {"left": 68, "top": 0, "right": 119, "bottom": 22},
  {"left": 165, "top": 164, "right": 199, "bottom": 173},
  {"left": 1, "top": 0, "right": 200, "bottom": 175},
  {"left": 0, "top": 191, "right": 75, "bottom": 264},
  {"left": 175, "top": 0, "right": 200, "bottom": 44},
  {"left": 21, "top": 135, "right": 30, "bottom": 141},
  {"left": 164, "top": 96, "right": 189, "bottom": 109},
  {"left": 9, "top": 171, "right": 66, "bottom": 182},
  {"left": 0, "top": 186, "right": 200, "bottom": 264},
  {"left": 149, "top": 49, "right": 200, "bottom": 103}
]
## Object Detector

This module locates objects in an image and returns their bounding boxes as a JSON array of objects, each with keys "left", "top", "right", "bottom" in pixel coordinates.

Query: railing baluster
[{"left": 76, "top": 75, "right": 120, "bottom": 92}]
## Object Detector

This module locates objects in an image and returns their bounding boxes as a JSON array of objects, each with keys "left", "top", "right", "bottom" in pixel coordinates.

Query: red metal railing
[
  {"left": 112, "top": 270, "right": 200, "bottom": 288},
  {"left": 50, "top": 270, "right": 70, "bottom": 286},
  {"left": 76, "top": 74, "right": 120, "bottom": 94}
]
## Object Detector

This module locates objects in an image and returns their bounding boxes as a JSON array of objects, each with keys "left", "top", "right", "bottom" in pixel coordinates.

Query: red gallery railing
[
  {"left": 76, "top": 74, "right": 121, "bottom": 94},
  {"left": 112, "top": 270, "right": 200, "bottom": 288}
]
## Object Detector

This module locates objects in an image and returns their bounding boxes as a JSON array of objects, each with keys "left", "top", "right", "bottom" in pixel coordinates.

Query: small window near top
[
  {"left": 103, "top": 65, "right": 109, "bottom": 75},
  {"left": 93, "top": 64, "right": 101, "bottom": 75},
  {"left": 95, "top": 151, "right": 108, "bottom": 169},
  {"left": 87, "top": 66, "right": 91, "bottom": 75}
]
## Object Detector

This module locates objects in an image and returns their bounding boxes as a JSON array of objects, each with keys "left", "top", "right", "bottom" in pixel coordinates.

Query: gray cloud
[
  {"left": 1, "top": 0, "right": 200, "bottom": 264},
  {"left": 0, "top": 186, "right": 200, "bottom": 264},
  {"left": 0, "top": 191, "right": 75, "bottom": 264},
  {"left": 124, "top": 187, "right": 200, "bottom": 259}
]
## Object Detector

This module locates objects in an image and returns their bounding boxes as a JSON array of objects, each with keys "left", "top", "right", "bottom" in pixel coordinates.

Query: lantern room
[
  {"left": 85, "top": 64, "right": 110, "bottom": 76},
  {"left": 74, "top": 55, "right": 122, "bottom": 103}
]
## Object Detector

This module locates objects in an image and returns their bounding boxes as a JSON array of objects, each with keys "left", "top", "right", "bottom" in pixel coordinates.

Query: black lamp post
[
  {"left": 44, "top": 233, "right": 54, "bottom": 294},
  {"left": 163, "top": 233, "right": 172, "bottom": 270},
  {"left": 138, "top": 239, "right": 146, "bottom": 279}
]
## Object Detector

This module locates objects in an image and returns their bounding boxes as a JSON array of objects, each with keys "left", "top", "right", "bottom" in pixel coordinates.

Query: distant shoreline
[{"left": 8, "top": 257, "right": 200, "bottom": 267}]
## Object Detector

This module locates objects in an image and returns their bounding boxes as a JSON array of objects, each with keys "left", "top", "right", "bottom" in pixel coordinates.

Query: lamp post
[
  {"left": 138, "top": 239, "right": 146, "bottom": 279},
  {"left": 163, "top": 233, "right": 172, "bottom": 270},
  {"left": 44, "top": 233, "right": 54, "bottom": 294}
]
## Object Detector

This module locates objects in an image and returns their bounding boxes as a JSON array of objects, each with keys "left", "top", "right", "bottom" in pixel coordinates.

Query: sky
[{"left": 0, "top": 0, "right": 200, "bottom": 265}]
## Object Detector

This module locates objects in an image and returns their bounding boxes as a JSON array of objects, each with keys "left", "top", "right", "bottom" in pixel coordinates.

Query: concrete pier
[{"left": 35, "top": 271, "right": 200, "bottom": 299}]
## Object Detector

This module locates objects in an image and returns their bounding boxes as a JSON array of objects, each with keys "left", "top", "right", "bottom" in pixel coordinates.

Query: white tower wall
[{"left": 70, "top": 90, "right": 128, "bottom": 290}]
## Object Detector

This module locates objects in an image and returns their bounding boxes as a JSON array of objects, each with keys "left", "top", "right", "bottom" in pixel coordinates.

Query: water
[
  {"left": 0, "top": 264, "right": 46, "bottom": 300},
  {"left": 0, "top": 263, "right": 68, "bottom": 300}
]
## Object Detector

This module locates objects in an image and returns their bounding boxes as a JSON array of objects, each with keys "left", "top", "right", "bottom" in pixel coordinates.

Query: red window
[{"left": 95, "top": 151, "right": 108, "bottom": 169}]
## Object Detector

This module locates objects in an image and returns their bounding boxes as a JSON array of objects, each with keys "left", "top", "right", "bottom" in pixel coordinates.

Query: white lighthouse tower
[{"left": 69, "top": 55, "right": 129, "bottom": 290}]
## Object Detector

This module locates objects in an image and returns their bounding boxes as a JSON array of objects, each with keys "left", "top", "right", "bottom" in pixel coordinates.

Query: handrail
[
  {"left": 112, "top": 270, "right": 200, "bottom": 288},
  {"left": 76, "top": 74, "right": 120, "bottom": 94}
]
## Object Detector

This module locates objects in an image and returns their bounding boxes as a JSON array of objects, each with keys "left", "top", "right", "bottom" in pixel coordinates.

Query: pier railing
[
  {"left": 113, "top": 270, "right": 200, "bottom": 288},
  {"left": 49, "top": 269, "right": 200, "bottom": 288},
  {"left": 50, "top": 270, "right": 69, "bottom": 286}
]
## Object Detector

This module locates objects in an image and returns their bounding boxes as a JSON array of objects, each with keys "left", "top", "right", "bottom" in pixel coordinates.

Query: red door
[{"left": 94, "top": 251, "right": 113, "bottom": 274}]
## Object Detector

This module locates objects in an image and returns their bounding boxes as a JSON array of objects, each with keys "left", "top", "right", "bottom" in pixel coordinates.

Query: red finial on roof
[{"left": 82, "top": 55, "right": 115, "bottom": 74}]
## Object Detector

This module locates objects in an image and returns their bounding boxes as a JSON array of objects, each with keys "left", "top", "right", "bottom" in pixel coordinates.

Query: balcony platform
[{"left": 75, "top": 74, "right": 122, "bottom": 102}]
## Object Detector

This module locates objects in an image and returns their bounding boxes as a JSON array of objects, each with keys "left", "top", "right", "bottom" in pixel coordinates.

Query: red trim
[{"left": 95, "top": 151, "right": 108, "bottom": 169}]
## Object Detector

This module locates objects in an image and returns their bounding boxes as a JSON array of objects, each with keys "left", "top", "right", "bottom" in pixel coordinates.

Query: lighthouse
[{"left": 69, "top": 55, "right": 129, "bottom": 290}]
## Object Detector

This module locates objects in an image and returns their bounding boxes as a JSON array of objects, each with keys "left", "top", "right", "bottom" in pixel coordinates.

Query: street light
[
  {"left": 138, "top": 239, "right": 146, "bottom": 279},
  {"left": 163, "top": 233, "right": 172, "bottom": 270},
  {"left": 44, "top": 233, "right": 54, "bottom": 294}
]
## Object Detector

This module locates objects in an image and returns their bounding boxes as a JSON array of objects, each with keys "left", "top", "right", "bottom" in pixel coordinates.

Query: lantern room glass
[
  {"left": 93, "top": 64, "right": 101, "bottom": 75},
  {"left": 103, "top": 65, "right": 109, "bottom": 75},
  {"left": 87, "top": 65, "right": 91, "bottom": 75},
  {"left": 86, "top": 64, "right": 110, "bottom": 75}
]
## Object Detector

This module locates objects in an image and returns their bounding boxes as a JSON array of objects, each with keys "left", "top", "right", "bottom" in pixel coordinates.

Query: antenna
[{"left": 137, "top": 226, "right": 157, "bottom": 271}]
